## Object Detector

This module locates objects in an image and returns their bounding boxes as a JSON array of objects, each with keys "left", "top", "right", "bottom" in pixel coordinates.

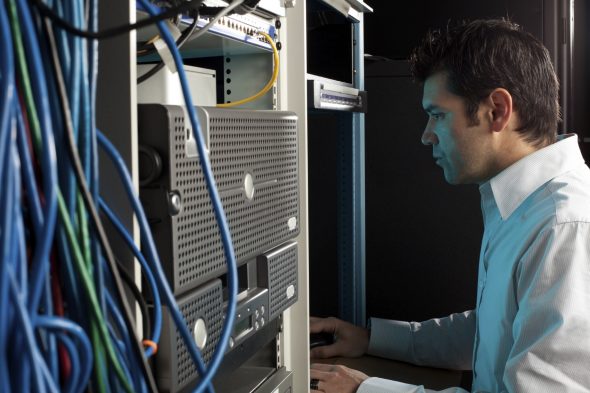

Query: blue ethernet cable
[
  {"left": 50, "top": 0, "right": 78, "bottom": 234},
  {"left": 35, "top": 345, "right": 60, "bottom": 393},
  {"left": 104, "top": 291, "right": 146, "bottom": 393},
  {"left": 55, "top": 229, "right": 83, "bottom": 321},
  {"left": 7, "top": 0, "right": 147, "bottom": 391},
  {"left": 34, "top": 315, "right": 94, "bottom": 393},
  {"left": 86, "top": 0, "right": 106, "bottom": 319},
  {"left": 54, "top": 333, "right": 80, "bottom": 393},
  {"left": 15, "top": 0, "right": 59, "bottom": 316},
  {"left": 58, "top": 0, "right": 84, "bottom": 224},
  {"left": 14, "top": 171, "right": 27, "bottom": 294},
  {"left": 93, "top": 289, "right": 135, "bottom": 393},
  {"left": 134, "top": 2, "right": 239, "bottom": 391},
  {"left": 15, "top": 105, "right": 43, "bottom": 238},
  {"left": 14, "top": 0, "right": 61, "bottom": 379},
  {"left": 60, "top": 0, "right": 105, "bottom": 321},
  {"left": 99, "top": 198, "right": 163, "bottom": 357},
  {"left": 2, "top": 107, "right": 17, "bottom": 393},
  {"left": 15, "top": 108, "right": 55, "bottom": 387},
  {"left": 42, "top": 274, "right": 60, "bottom": 382},
  {"left": 0, "top": 0, "right": 15, "bottom": 383},
  {"left": 11, "top": 95, "right": 56, "bottom": 393},
  {"left": 64, "top": 0, "right": 82, "bottom": 139},
  {"left": 16, "top": 144, "right": 32, "bottom": 393},
  {"left": 97, "top": 129, "right": 214, "bottom": 379},
  {"left": 9, "top": 117, "right": 27, "bottom": 392},
  {"left": 0, "top": 0, "right": 14, "bottom": 162},
  {"left": 21, "top": 1, "right": 125, "bottom": 388},
  {"left": 97, "top": 130, "right": 212, "bottom": 391},
  {"left": 73, "top": 0, "right": 93, "bottom": 189},
  {"left": 8, "top": 267, "right": 58, "bottom": 393},
  {"left": 52, "top": 0, "right": 72, "bottom": 78},
  {"left": 78, "top": 19, "right": 93, "bottom": 188}
]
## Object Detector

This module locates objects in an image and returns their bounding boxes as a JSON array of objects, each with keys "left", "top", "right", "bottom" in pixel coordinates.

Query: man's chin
[{"left": 443, "top": 171, "right": 463, "bottom": 185}]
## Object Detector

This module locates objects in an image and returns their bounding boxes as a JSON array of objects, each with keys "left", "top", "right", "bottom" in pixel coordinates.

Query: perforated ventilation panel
[
  {"left": 156, "top": 279, "right": 224, "bottom": 393},
  {"left": 139, "top": 105, "right": 299, "bottom": 295},
  {"left": 258, "top": 242, "right": 298, "bottom": 321}
]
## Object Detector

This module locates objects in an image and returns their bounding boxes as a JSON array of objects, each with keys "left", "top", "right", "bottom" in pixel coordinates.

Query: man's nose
[{"left": 421, "top": 123, "right": 438, "bottom": 146}]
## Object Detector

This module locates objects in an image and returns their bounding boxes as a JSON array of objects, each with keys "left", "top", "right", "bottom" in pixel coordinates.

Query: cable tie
[{"left": 143, "top": 339, "right": 158, "bottom": 355}]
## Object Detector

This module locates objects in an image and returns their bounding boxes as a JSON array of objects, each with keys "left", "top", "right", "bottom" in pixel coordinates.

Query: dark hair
[{"left": 410, "top": 19, "right": 560, "bottom": 146}]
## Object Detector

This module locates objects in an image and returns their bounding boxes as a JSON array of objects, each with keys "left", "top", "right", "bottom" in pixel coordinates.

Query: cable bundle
[{"left": 0, "top": 0, "right": 242, "bottom": 392}]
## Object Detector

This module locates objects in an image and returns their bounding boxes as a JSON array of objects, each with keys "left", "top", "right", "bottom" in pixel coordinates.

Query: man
[{"left": 310, "top": 19, "right": 590, "bottom": 392}]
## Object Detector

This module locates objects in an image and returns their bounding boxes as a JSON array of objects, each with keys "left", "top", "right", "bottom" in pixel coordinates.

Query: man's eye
[{"left": 430, "top": 113, "right": 444, "bottom": 120}]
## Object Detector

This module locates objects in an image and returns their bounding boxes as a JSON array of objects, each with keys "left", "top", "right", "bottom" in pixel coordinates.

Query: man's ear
[{"left": 488, "top": 88, "right": 513, "bottom": 132}]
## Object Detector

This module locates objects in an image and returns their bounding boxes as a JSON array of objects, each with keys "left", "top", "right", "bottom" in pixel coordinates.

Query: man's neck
[{"left": 479, "top": 132, "right": 547, "bottom": 185}]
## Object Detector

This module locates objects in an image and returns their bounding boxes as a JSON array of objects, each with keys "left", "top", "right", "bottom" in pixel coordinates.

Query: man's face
[{"left": 421, "top": 72, "right": 493, "bottom": 185}]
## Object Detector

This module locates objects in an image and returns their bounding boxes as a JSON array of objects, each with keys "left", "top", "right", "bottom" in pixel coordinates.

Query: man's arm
[
  {"left": 310, "top": 311, "right": 475, "bottom": 369},
  {"left": 309, "top": 364, "right": 470, "bottom": 393},
  {"left": 368, "top": 311, "right": 476, "bottom": 370},
  {"left": 309, "top": 313, "right": 475, "bottom": 393}
]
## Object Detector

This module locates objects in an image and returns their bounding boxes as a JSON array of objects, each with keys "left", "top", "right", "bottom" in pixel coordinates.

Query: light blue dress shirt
[{"left": 359, "top": 134, "right": 590, "bottom": 393}]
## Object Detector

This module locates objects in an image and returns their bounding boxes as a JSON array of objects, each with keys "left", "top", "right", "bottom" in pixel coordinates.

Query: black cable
[
  {"left": 137, "top": 8, "right": 200, "bottom": 84},
  {"left": 31, "top": 0, "right": 203, "bottom": 40},
  {"left": 114, "top": 256, "right": 152, "bottom": 340},
  {"left": 42, "top": 19, "right": 159, "bottom": 393}
]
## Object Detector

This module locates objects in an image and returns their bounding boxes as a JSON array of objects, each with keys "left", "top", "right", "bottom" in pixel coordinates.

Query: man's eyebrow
[{"left": 423, "top": 104, "right": 440, "bottom": 113}]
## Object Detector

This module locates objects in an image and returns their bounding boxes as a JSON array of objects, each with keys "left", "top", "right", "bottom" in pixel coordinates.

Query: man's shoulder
[{"left": 546, "top": 164, "right": 590, "bottom": 225}]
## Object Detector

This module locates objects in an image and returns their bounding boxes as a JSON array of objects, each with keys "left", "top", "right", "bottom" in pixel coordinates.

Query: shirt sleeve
[
  {"left": 357, "top": 377, "right": 469, "bottom": 393},
  {"left": 504, "top": 222, "right": 590, "bottom": 391},
  {"left": 367, "top": 311, "right": 475, "bottom": 370}
]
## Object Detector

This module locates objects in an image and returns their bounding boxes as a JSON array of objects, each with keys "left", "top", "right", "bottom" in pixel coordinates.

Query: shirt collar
[{"left": 479, "top": 134, "right": 584, "bottom": 220}]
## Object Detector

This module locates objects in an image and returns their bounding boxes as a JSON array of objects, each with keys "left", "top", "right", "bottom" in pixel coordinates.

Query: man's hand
[
  {"left": 310, "top": 363, "right": 369, "bottom": 393},
  {"left": 309, "top": 316, "right": 370, "bottom": 358}
]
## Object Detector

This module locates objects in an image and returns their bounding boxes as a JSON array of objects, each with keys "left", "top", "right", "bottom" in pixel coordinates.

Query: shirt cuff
[
  {"left": 367, "top": 317, "right": 413, "bottom": 361},
  {"left": 357, "top": 377, "right": 423, "bottom": 393}
]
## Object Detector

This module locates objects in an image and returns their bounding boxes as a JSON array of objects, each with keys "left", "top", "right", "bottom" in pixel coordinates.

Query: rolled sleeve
[
  {"left": 367, "top": 318, "right": 413, "bottom": 361},
  {"left": 367, "top": 312, "right": 475, "bottom": 370}
]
